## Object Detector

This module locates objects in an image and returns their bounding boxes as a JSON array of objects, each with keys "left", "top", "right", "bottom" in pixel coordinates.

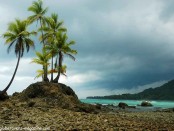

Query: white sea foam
[{"left": 81, "top": 99, "right": 174, "bottom": 109}]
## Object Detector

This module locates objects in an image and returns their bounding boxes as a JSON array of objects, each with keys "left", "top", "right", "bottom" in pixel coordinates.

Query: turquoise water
[{"left": 80, "top": 99, "right": 174, "bottom": 109}]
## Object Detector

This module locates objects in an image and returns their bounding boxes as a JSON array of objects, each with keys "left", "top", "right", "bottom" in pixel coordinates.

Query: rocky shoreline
[
  {"left": 0, "top": 82, "right": 174, "bottom": 130},
  {"left": 0, "top": 102, "right": 174, "bottom": 130}
]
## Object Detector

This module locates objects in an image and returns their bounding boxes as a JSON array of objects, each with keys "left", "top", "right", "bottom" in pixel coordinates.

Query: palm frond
[
  {"left": 35, "top": 51, "right": 43, "bottom": 59},
  {"left": 65, "top": 53, "right": 76, "bottom": 61},
  {"left": 34, "top": 69, "right": 43, "bottom": 79},
  {"left": 25, "top": 38, "right": 35, "bottom": 52},
  {"left": 42, "top": 8, "right": 48, "bottom": 16},
  {"left": 31, "top": 58, "right": 45, "bottom": 65},
  {"left": 58, "top": 27, "right": 67, "bottom": 32},
  {"left": 28, "top": 0, "right": 48, "bottom": 25},
  {"left": 68, "top": 40, "right": 75, "bottom": 46},
  {"left": 7, "top": 39, "right": 16, "bottom": 54}
]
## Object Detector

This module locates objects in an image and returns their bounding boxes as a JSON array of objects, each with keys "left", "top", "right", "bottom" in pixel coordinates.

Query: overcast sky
[{"left": 0, "top": 0, "right": 174, "bottom": 98}]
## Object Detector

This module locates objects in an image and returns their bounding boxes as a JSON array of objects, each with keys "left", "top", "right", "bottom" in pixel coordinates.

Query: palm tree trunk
[
  {"left": 2, "top": 51, "right": 21, "bottom": 93},
  {"left": 40, "top": 19, "right": 49, "bottom": 82},
  {"left": 53, "top": 52, "right": 62, "bottom": 83},
  {"left": 51, "top": 55, "right": 54, "bottom": 82}
]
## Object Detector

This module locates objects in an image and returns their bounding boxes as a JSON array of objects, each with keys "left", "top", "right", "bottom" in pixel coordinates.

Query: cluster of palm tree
[{"left": 0, "top": 0, "right": 77, "bottom": 100}]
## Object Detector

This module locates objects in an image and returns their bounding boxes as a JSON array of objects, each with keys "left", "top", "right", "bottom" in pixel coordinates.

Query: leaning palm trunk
[
  {"left": 53, "top": 52, "right": 62, "bottom": 83},
  {"left": 0, "top": 51, "right": 21, "bottom": 100}
]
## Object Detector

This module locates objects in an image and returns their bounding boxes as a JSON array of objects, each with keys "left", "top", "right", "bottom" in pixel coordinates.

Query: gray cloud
[
  {"left": 159, "top": 0, "right": 174, "bottom": 21},
  {"left": 1, "top": 0, "right": 174, "bottom": 98}
]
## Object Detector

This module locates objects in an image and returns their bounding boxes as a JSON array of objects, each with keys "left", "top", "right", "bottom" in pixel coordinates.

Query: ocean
[{"left": 80, "top": 99, "right": 174, "bottom": 110}]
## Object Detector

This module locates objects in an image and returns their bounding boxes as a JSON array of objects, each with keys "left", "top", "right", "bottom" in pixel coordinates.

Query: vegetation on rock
[{"left": 0, "top": 0, "right": 77, "bottom": 100}]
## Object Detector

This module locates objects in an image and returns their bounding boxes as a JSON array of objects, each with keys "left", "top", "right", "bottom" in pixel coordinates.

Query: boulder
[
  {"left": 95, "top": 103, "right": 102, "bottom": 109},
  {"left": 118, "top": 102, "right": 128, "bottom": 109},
  {"left": 0, "top": 91, "right": 9, "bottom": 101},
  {"left": 141, "top": 101, "right": 153, "bottom": 107}
]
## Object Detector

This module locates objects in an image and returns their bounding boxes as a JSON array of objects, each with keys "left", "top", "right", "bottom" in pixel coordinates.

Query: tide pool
[{"left": 80, "top": 99, "right": 174, "bottom": 109}]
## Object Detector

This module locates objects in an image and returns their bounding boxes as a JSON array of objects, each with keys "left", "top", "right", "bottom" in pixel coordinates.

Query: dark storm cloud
[
  {"left": 160, "top": 0, "right": 174, "bottom": 21},
  {"left": 1, "top": 0, "right": 174, "bottom": 97}
]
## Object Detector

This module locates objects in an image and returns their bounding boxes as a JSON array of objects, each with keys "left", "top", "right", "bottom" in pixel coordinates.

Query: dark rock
[
  {"left": 107, "top": 104, "right": 114, "bottom": 107},
  {"left": 95, "top": 103, "right": 102, "bottom": 109},
  {"left": 161, "top": 108, "right": 174, "bottom": 112},
  {"left": 141, "top": 101, "right": 153, "bottom": 107},
  {"left": 2, "top": 115, "right": 11, "bottom": 120},
  {"left": 15, "top": 102, "right": 27, "bottom": 107},
  {"left": 12, "top": 92, "right": 20, "bottom": 97},
  {"left": 28, "top": 120, "right": 36, "bottom": 124},
  {"left": 28, "top": 101, "right": 36, "bottom": 107},
  {"left": 0, "top": 91, "right": 9, "bottom": 101},
  {"left": 128, "top": 106, "right": 136, "bottom": 109},
  {"left": 118, "top": 102, "right": 128, "bottom": 109},
  {"left": 75, "top": 103, "right": 99, "bottom": 113}
]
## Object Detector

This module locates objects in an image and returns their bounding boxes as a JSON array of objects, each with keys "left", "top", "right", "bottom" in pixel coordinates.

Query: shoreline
[
  {"left": 0, "top": 82, "right": 173, "bottom": 130},
  {"left": 102, "top": 104, "right": 174, "bottom": 113},
  {"left": 80, "top": 99, "right": 174, "bottom": 111},
  {"left": 0, "top": 98, "right": 174, "bottom": 130},
  {"left": 0, "top": 103, "right": 174, "bottom": 130}
]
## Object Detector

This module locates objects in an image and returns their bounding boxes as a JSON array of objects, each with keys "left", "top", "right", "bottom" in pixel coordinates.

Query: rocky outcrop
[
  {"left": 118, "top": 102, "right": 128, "bottom": 109},
  {"left": 22, "top": 82, "right": 78, "bottom": 99},
  {"left": 9, "top": 82, "right": 99, "bottom": 113},
  {"left": 141, "top": 101, "right": 153, "bottom": 107},
  {"left": 19, "top": 82, "right": 79, "bottom": 107}
]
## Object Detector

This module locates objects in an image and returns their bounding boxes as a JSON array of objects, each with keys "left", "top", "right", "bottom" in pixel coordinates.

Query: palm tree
[
  {"left": 31, "top": 49, "right": 51, "bottom": 80},
  {"left": 28, "top": 0, "right": 49, "bottom": 82},
  {"left": 41, "top": 13, "right": 66, "bottom": 82},
  {"left": 53, "top": 32, "right": 77, "bottom": 83},
  {"left": 0, "top": 19, "right": 36, "bottom": 100},
  {"left": 41, "top": 13, "right": 66, "bottom": 38},
  {"left": 28, "top": 0, "right": 48, "bottom": 27}
]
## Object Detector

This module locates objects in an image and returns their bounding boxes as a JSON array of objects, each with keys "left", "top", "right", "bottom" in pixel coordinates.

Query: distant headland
[{"left": 87, "top": 79, "right": 174, "bottom": 100}]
